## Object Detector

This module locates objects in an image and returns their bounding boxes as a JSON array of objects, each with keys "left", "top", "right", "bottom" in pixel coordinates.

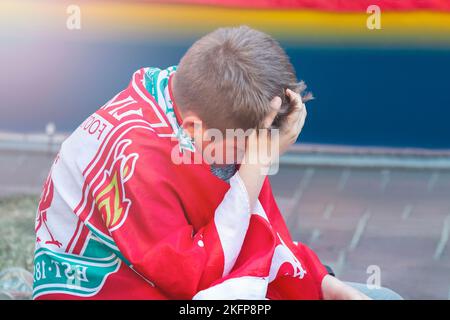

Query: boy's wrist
[
  {"left": 239, "top": 161, "right": 270, "bottom": 178},
  {"left": 237, "top": 162, "right": 268, "bottom": 208}
]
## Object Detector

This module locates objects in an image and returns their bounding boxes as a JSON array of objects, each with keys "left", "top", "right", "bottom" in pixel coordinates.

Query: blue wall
[{"left": 4, "top": 40, "right": 450, "bottom": 149}]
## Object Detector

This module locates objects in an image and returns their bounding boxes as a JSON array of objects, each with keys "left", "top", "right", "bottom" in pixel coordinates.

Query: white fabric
[{"left": 193, "top": 276, "right": 268, "bottom": 300}]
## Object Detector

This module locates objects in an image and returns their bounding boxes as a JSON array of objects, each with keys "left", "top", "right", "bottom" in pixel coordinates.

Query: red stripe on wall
[{"left": 141, "top": 0, "right": 450, "bottom": 11}]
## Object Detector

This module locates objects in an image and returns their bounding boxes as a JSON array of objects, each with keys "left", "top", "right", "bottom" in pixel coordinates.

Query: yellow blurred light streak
[{"left": 2, "top": 1, "right": 450, "bottom": 45}]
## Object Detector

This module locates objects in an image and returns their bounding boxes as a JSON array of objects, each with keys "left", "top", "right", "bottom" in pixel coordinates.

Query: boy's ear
[{"left": 181, "top": 114, "right": 204, "bottom": 138}]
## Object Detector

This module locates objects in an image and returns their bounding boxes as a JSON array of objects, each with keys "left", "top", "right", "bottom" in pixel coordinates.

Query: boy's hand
[
  {"left": 238, "top": 90, "right": 307, "bottom": 209},
  {"left": 321, "top": 275, "right": 371, "bottom": 300},
  {"left": 243, "top": 96, "right": 282, "bottom": 168},
  {"left": 237, "top": 96, "right": 281, "bottom": 208},
  {"left": 278, "top": 88, "right": 307, "bottom": 155}
]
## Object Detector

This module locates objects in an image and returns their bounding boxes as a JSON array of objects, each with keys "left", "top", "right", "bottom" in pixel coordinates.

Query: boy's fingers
[
  {"left": 298, "top": 105, "right": 307, "bottom": 130},
  {"left": 283, "top": 100, "right": 306, "bottom": 137},
  {"left": 286, "top": 89, "right": 304, "bottom": 117},
  {"left": 270, "top": 95, "right": 282, "bottom": 110},
  {"left": 264, "top": 96, "right": 282, "bottom": 128},
  {"left": 286, "top": 102, "right": 304, "bottom": 125},
  {"left": 286, "top": 88, "right": 303, "bottom": 107}
]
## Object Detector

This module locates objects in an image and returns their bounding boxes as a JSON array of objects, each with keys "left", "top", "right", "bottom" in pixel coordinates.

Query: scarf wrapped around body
[{"left": 32, "top": 67, "right": 328, "bottom": 300}]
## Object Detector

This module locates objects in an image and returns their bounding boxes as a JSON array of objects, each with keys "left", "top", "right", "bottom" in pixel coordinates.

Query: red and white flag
[{"left": 32, "top": 67, "right": 328, "bottom": 300}]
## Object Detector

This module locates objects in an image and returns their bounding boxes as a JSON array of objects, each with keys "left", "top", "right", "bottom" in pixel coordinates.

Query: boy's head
[
  {"left": 173, "top": 25, "right": 311, "bottom": 133},
  {"left": 172, "top": 25, "right": 311, "bottom": 165}
]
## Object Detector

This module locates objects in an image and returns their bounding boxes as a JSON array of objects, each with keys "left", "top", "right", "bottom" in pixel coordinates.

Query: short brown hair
[{"left": 173, "top": 25, "right": 312, "bottom": 131}]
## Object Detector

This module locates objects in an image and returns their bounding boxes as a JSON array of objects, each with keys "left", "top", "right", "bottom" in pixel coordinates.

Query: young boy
[{"left": 32, "top": 26, "right": 387, "bottom": 300}]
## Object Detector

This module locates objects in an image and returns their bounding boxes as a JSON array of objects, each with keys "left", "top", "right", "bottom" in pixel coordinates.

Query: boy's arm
[{"left": 322, "top": 275, "right": 371, "bottom": 300}]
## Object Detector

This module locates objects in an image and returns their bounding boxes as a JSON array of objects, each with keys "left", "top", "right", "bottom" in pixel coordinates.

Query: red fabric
[
  {"left": 145, "top": 0, "right": 450, "bottom": 12},
  {"left": 36, "top": 68, "right": 328, "bottom": 300}
]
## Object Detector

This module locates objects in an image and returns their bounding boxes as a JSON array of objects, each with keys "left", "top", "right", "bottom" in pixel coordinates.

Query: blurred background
[{"left": 0, "top": 0, "right": 449, "bottom": 299}]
